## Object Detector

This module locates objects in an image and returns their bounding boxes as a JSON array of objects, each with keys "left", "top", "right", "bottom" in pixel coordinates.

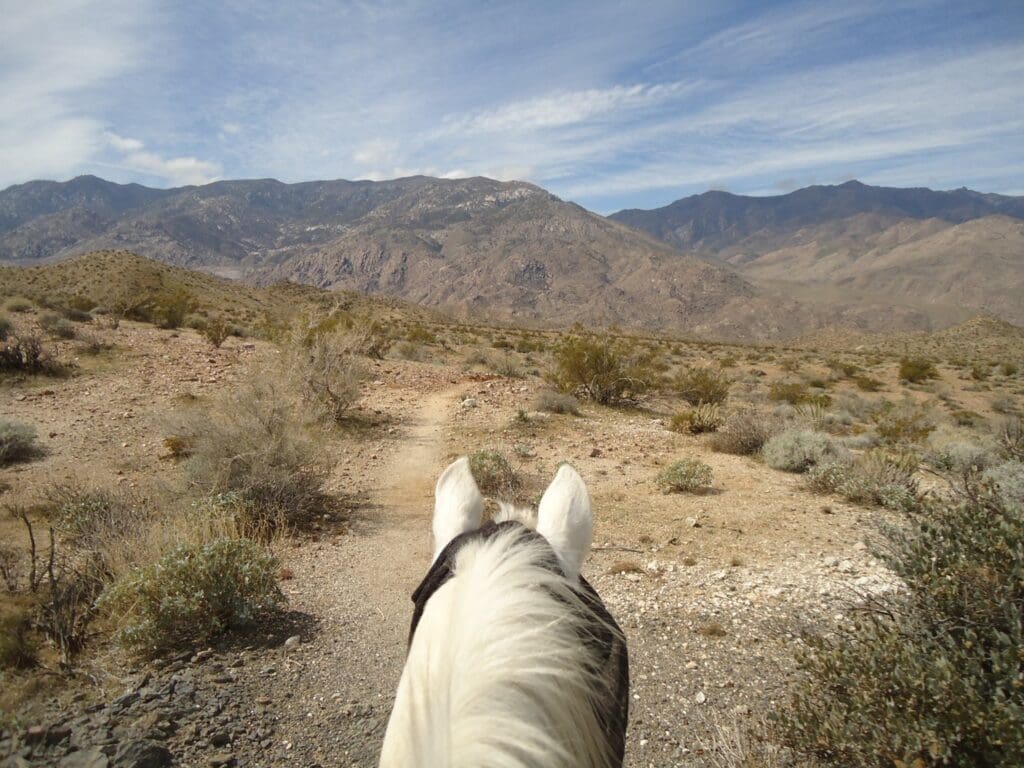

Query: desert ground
[{"left": 1, "top": 293, "right": 1021, "bottom": 767}]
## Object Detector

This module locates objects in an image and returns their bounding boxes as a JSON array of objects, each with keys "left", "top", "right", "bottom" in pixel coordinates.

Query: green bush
[
  {"left": 853, "top": 375, "right": 883, "bottom": 392},
  {"left": 97, "top": 538, "right": 283, "bottom": 655},
  {"left": 546, "top": 334, "right": 653, "bottom": 404},
  {"left": 674, "top": 367, "right": 731, "bottom": 406},
  {"left": 768, "top": 380, "right": 830, "bottom": 406},
  {"left": 5, "top": 298, "right": 33, "bottom": 313},
  {"left": 200, "top": 316, "right": 232, "bottom": 348},
  {"left": 670, "top": 403, "right": 724, "bottom": 434},
  {"left": 781, "top": 485, "right": 1024, "bottom": 766},
  {"left": 154, "top": 287, "right": 197, "bottom": 329},
  {"left": 898, "top": 357, "right": 938, "bottom": 383},
  {"left": 999, "top": 417, "right": 1024, "bottom": 462},
  {"left": 708, "top": 408, "right": 781, "bottom": 456},
  {"left": 534, "top": 390, "right": 581, "bottom": 416},
  {"left": 762, "top": 429, "right": 849, "bottom": 473},
  {"left": 0, "top": 420, "right": 40, "bottom": 465},
  {"left": 655, "top": 459, "right": 713, "bottom": 493},
  {"left": 468, "top": 451, "right": 518, "bottom": 497},
  {"left": 39, "top": 312, "right": 76, "bottom": 339},
  {"left": 872, "top": 401, "right": 936, "bottom": 445},
  {"left": 981, "top": 460, "right": 1024, "bottom": 511},
  {"left": 809, "top": 450, "right": 921, "bottom": 512}
]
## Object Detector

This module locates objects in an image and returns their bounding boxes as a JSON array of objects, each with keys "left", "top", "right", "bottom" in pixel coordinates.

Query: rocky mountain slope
[
  {"left": 610, "top": 182, "right": 1024, "bottom": 325},
  {"left": 0, "top": 176, "right": 767, "bottom": 337},
  {"left": 2, "top": 175, "right": 1017, "bottom": 339}
]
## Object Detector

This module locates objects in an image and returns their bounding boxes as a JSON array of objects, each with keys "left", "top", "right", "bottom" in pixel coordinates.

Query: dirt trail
[{"left": 245, "top": 385, "right": 461, "bottom": 766}]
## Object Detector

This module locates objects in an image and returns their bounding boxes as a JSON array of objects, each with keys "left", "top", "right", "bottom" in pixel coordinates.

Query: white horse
[{"left": 380, "top": 458, "right": 629, "bottom": 768}]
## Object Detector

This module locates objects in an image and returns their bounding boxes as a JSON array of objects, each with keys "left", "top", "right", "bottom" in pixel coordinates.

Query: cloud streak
[{"left": 0, "top": 0, "right": 1021, "bottom": 211}]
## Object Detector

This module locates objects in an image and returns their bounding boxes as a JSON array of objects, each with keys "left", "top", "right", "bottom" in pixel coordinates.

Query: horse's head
[{"left": 432, "top": 457, "right": 593, "bottom": 580}]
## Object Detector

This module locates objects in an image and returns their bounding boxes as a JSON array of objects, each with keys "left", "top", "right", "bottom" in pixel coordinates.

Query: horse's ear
[
  {"left": 432, "top": 457, "right": 483, "bottom": 562},
  {"left": 536, "top": 463, "right": 592, "bottom": 580}
]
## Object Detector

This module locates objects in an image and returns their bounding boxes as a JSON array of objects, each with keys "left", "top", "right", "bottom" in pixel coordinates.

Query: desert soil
[{"left": 1, "top": 322, "right": 898, "bottom": 767}]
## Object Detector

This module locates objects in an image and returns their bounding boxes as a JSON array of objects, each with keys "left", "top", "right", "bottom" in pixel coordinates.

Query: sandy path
[{"left": 243, "top": 387, "right": 459, "bottom": 767}]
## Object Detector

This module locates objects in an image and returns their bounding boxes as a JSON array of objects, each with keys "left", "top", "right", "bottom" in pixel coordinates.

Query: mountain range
[
  {"left": 1, "top": 175, "right": 1021, "bottom": 338},
  {"left": 610, "top": 181, "right": 1024, "bottom": 326}
]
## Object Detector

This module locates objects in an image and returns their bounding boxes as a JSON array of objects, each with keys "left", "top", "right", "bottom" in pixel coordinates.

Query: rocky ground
[{"left": 1, "top": 320, "right": 900, "bottom": 767}]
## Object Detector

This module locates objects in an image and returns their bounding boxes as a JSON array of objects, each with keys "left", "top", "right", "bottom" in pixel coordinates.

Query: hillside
[
  {"left": 0, "top": 175, "right": 770, "bottom": 338},
  {"left": 0, "top": 250, "right": 441, "bottom": 329},
  {"left": 3, "top": 176, "right": 1020, "bottom": 340},
  {"left": 610, "top": 181, "right": 1024, "bottom": 326}
]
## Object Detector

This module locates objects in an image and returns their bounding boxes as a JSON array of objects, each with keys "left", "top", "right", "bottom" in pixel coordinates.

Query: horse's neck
[{"left": 379, "top": 528, "right": 617, "bottom": 768}]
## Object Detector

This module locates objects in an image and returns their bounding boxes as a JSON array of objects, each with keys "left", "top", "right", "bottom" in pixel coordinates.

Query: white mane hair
[{"left": 380, "top": 460, "right": 618, "bottom": 768}]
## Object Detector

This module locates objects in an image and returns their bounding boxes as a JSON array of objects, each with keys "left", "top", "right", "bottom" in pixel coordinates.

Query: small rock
[
  {"left": 111, "top": 739, "right": 172, "bottom": 768},
  {"left": 209, "top": 731, "right": 231, "bottom": 748},
  {"left": 283, "top": 635, "right": 301, "bottom": 650},
  {"left": 695, "top": 691, "right": 707, "bottom": 704},
  {"left": 191, "top": 649, "right": 215, "bottom": 663},
  {"left": 685, "top": 517, "right": 700, "bottom": 528},
  {"left": 589, "top": 447, "right": 603, "bottom": 458},
  {"left": 59, "top": 749, "right": 110, "bottom": 768},
  {"left": 207, "top": 754, "right": 236, "bottom": 767}
]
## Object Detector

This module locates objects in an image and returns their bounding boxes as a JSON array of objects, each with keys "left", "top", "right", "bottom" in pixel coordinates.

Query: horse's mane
[{"left": 380, "top": 523, "right": 625, "bottom": 768}]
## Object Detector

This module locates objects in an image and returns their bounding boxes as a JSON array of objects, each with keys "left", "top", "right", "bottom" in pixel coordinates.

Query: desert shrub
[
  {"left": 5, "top": 298, "right": 33, "bottom": 313},
  {"left": 468, "top": 451, "right": 518, "bottom": 497},
  {"left": 1001, "top": 362, "right": 1018, "bottom": 377},
  {"left": 60, "top": 307, "right": 92, "bottom": 323},
  {"left": 0, "top": 315, "right": 10, "bottom": 341},
  {"left": 65, "top": 296, "right": 96, "bottom": 312},
  {"left": 708, "top": 408, "right": 782, "bottom": 456},
  {"left": 50, "top": 486, "right": 150, "bottom": 554},
  {"left": 871, "top": 400, "right": 936, "bottom": 445},
  {"left": 950, "top": 408, "right": 985, "bottom": 427},
  {"left": 39, "top": 312, "right": 76, "bottom": 339},
  {"left": 291, "top": 331, "right": 366, "bottom": 423},
  {"left": 200, "top": 316, "right": 232, "bottom": 348},
  {"left": 898, "top": 357, "right": 938, "bottom": 383},
  {"left": 97, "top": 538, "right": 282, "bottom": 655},
  {"left": 670, "top": 403, "right": 724, "bottom": 434},
  {"left": 0, "top": 601, "right": 37, "bottom": 669},
  {"left": 835, "top": 450, "right": 921, "bottom": 512},
  {"left": 991, "top": 394, "right": 1016, "bottom": 415},
  {"left": 490, "top": 352, "right": 525, "bottom": 379},
  {"left": 394, "top": 340, "right": 425, "bottom": 361},
  {"left": 535, "top": 390, "right": 581, "bottom": 416},
  {"left": 406, "top": 323, "right": 437, "bottom": 344},
  {"left": 675, "top": 367, "right": 731, "bottom": 406},
  {"left": 781, "top": 486, "right": 1024, "bottom": 766},
  {"left": 181, "top": 377, "right": 330, "bottom": 533},
  {"left": 970, "top": 362, "right": 991, "bottom": 381},
  {"left": 805, "top": 461, "right": 850, "bottom": 495},
  {"left": 0, "top": 333, "right": 60, "bottom": 375},
  {"left": 768, "top": 381, "right": 822, "bottom": 405},
  {"left": 853, "top": 374, "right": 883, "bottom": 392},
  {"left": 154, "top": 287, "right": 197, "bottom": 329},
  {"left": 925, "top": 441, "right": 998, "bottom": 476},
  {"left": 656, "top": 459, "right": 713, "bottom": 493},
  {"left": 546, "top": 334, "right": 653, "bottom": 404},
  {"left": 998, "top": 417, "right": 1024, "bottom": 462},
  {"left": 981, "top": 461, "right": 1024, "bottom": 511},
  {"left": 0, "top": 420, "right": 41, "bottom": 466},
  {"left": 763, "top": 429, "right": 849, "bottom": 473}
]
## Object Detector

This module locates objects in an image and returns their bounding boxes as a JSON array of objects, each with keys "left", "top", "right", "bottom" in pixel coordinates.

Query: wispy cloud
[{"left": 0, "top": 0, "right": 1021, "bottom": 209}]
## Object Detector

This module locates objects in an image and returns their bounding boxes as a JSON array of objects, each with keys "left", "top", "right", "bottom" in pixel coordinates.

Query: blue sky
[{"left": 1, "top": 1, "right": 1022, "bottom": 212}]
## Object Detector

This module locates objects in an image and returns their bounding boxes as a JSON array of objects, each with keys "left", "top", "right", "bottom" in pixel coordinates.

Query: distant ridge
[
  {"left": 609, "top": 181, "right": 1024, "bottom": 326},
  {"left": 2, "top": 175, "right": 1021, "bottom": 338}
]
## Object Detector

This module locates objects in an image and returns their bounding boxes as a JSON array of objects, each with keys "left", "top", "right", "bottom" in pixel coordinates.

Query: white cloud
[
  {"left": 105, "top": 133, "right": 221, "bottom": 186},
  {"left": 0, "top": 1, "right": 155, "bottom": 186},
  {"left": 447, "top": 81, "right": 692, "bottom": 134}
]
